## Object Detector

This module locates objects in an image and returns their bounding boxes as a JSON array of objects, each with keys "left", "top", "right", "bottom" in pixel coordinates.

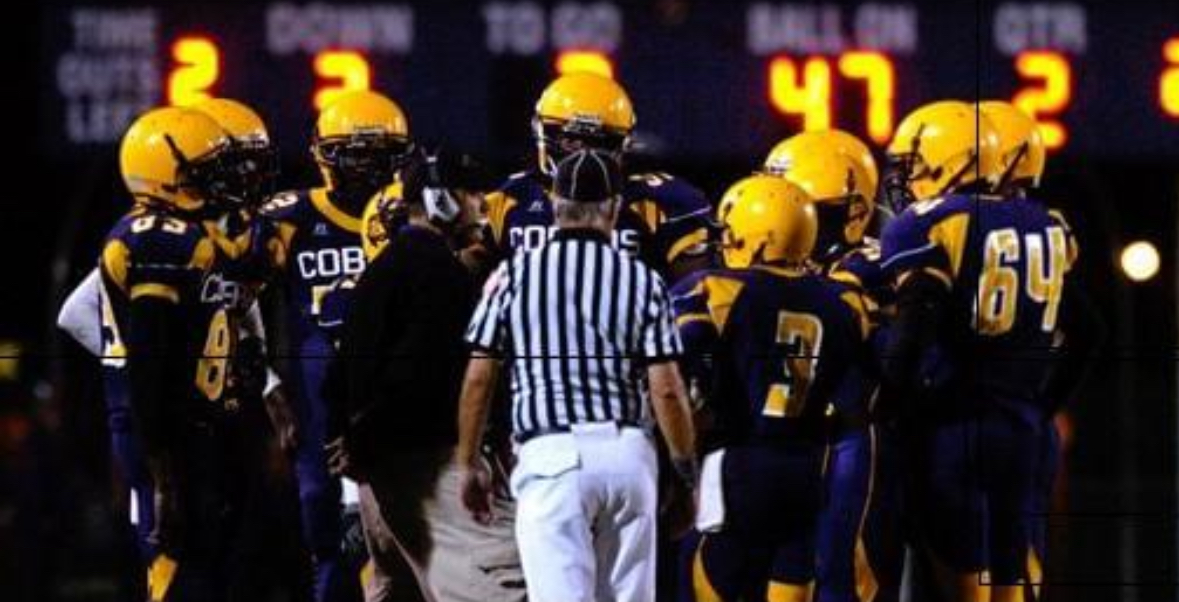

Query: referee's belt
[{"left": 514, "top": 420, "right": 643, "bottom": 445}]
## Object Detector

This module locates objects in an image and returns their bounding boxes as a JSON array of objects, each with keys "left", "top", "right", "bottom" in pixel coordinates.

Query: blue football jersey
[
  {"left": 484, "top": 169, "right": 711, "bottom": 281},
  {"left": 255, "top": 188, "right": 367, "bottom": 347},
  {"left": 99, "top": 206, "right": 242, "bottom": 414},
  {"left": 880, "top": 193, "right": 1078, "bottom": 399},
  {"left": 670, "top": 266, "right": 871, "bottom": 445}
]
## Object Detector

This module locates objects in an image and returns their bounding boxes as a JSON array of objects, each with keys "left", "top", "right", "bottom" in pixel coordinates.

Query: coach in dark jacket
[
  {"left": 323, "top": 150, "right": 525, "bottom": 602},
  {"left": 325, "top": 151, "right": 485, "bottom": 467}
]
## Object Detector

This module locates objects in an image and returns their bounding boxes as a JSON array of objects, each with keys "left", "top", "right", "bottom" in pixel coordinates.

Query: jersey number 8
[{"left": 195, "top": 308, "right": 232, "bottom": 403}]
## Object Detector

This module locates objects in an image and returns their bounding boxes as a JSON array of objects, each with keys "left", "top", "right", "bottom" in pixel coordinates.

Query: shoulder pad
[{"left": 259, "top": 189, "right": 312, "bottom": 220}]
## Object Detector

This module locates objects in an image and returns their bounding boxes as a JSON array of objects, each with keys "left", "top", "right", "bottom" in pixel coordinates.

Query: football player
[
  {"left": 878, "top": 100, "right": 1097, "bottom": 602},
  {"left": 99, "top": 106, "right": 245, "bottom": 600},
  {"left": 671, "top": 175, "right": 872, "bottom": 602},
  {"left": 978, "top": 100, "right": 1103, "bottom": 600},
  {"left": 57, "top": 99, "right": 293, "bottom": 581},
  {"left": 251, "top": 89, "right": 412, "bottom": 602},
  {"left": 764, "top": 130, "right": 904, "bottom": 602},
  {"left": 480, "top": 72, "right": 713, "bottom": 284}
]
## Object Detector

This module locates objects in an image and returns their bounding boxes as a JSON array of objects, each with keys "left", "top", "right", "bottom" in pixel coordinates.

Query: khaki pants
[{"left": 358, "top": 447, "right": 526, "bottom": 602}]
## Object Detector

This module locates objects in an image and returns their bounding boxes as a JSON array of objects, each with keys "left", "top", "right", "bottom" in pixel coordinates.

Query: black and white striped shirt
[{"left": 465, "top": 227, "right": 683, "bottom": 434}]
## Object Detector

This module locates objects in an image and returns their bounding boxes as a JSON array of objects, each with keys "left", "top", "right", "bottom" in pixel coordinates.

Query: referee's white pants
[{"left": 510, "top": 422, "right": 658, "bottom": 602}]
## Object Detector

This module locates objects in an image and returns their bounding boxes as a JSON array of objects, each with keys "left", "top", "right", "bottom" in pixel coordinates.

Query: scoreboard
[{"left": 38, "top": 1, "right": 1179, "bottom": 162}]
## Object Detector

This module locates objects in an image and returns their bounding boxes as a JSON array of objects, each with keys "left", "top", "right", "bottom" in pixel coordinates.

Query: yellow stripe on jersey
[
  {"left": 692, "top": 536, "right": 724, "bottom": 602},
  {"left": 767, "top": 580, "right": 812, "bottom": 602},
  {"left": 927, "top": 213, "right": 971, "bottom": 277},
  {"left": 130, "top": 283, "right": 180, "bottom": 303},
  {"left": 1048, "top": 209, "right": 1080, "bottom": 269},
  {"left": 840, "top": 290, "right": 874, "bottom": 340},
  {"left": 147, "top": 554, "right": 178, "bottom": 602},
  {"left": 667, "top": 228, "right": 709, "bottom": 263},
  {"left": 189, "top": 236, "right": 216, "bottom": 271},
  {"left": 675, "top": 312, "right": 713, "bottom": 328},
  {"left": 701, "top": 275, "right": 746, "bottom": 335},
  {"left": 629, "top": 198, "right": 664, "bottom": 233},
  {"left": 101, "top": 240, "right": 131, "bottom": 293},
  {"left": 311, "top": 188, "right": 362, "bottom": 233},
  {"left": 829, "top": 268, "right": 863, "bottom": 288},
  {"left": 267, "top": 222, "right": 298, "bottom": 271},
  {"left": 1027, "top": 545, "right": 1044, "bottom": 601},
  {"left": 484, "top": 191, "right": 518, "bottom": 247}
]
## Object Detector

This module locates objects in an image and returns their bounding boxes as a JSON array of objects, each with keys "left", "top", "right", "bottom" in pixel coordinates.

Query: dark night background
[{"left": 3, "top": 0, "right": 1178, "bottom": 600}]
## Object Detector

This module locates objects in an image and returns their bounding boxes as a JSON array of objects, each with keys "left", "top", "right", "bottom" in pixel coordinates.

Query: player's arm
[
  {"left": 57, "top": 268, "right": 103, "bottom": 356},
  {"left": 126, "top": 291, "right": 189, "bottom": 461},
  {"left": 880, "top": 269, "right": 950, "bottom": 395},
  {"left": 633, "top": 173, "right": 715, "bottom": 283},
  {"left": 456, "top": 260, "right": 513, "bottom": 522},
  {"left": 1041, "top": 274, "right": 1106, "bottom": 411},
  {"left": 641, "top": 275, "right": 697, "bottom": 478}
]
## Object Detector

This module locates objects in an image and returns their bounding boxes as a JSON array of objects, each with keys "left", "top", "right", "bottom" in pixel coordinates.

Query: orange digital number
[
  {"left": 768, "top": 56, "right": 832, "bottom": 131},
  {"left": 168, "top": 36, "right": 220, "bottom": 107},
  {"left": 555, "top": 50, "right": 615, "bottom": 79},
  {"left": 838, "top": 51, "right": 896, "bottom": 143},
  {"left": 314, "top": 51, "right": 372, "bottom": 110},
  {"left": 1161, "top": 37, "right": 1179, "bottom": 119},
  {"left": 1012, "top": 50, "right": 1071, "bottom": 150}
]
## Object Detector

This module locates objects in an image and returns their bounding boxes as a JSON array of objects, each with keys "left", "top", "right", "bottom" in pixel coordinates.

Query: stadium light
[{"left": 1120, "top": 240, "right": 1160, "bottom": 282}]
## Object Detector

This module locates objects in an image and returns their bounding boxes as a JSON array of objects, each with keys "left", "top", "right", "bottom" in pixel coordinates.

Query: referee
[{"left": 455, "top": 149, "right": 697, "bottom": 602}]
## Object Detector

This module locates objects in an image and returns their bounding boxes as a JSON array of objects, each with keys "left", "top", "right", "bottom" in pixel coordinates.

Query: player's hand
[
  {"left": 325, "top": 436, "right": 356, "bottom": 479},
  {"left": 660, "top": 479, "right": 697, "bottom": 540},
  {"left": 263, "top": 385, "right": 299, "bottom": 455},
  {"left": 459, "top": 461, "right": 495, "bottom": 525}
]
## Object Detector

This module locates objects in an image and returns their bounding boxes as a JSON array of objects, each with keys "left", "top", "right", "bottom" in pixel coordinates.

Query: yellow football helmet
[
  {"left": 886, "top": 100, "right": 1002, "bottom": 203},
  {"left": 979, "top": 100, "right": 1045, "bottom": 190},
  {"left": 764, "top": 131, "right": 876, "bottom": 249},
  {"left": 192, "top": 98, "right": 278, "bottom": 208},
  {"left": 766, "top": 129, "right": 879, "bottom": 193},
  {"left": 533, "top": 73, "right": 635, "bottom": 176},
  {"left": 192, "top": 97, "right": 269, "bottom": 145},
  {"left": 119, "top": 106, "right": 233, "bottom": 213},
  {"left": 718, "top": 175, "right": 817, "bottom": 269},
  {"left": 312, "top": 90, "right": 412, "bottom": 198}
]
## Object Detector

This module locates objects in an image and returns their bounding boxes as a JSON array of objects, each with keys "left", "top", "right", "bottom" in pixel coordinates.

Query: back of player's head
[
  {"left": 312, "top": 90, "right": 413, "bottom": 200},
  {"left": 978, "top": 100, "right": 1046, "bottom": 192},
  {"left": 885, "top": 100, "right": 1002, "bottom": 206},
  {"left": 533, "top": 73, "right": 635, "bottom": 177},
  {"left": 718, "top": 174, "right": 817, "bottom": 269},
  {"left": 119, "top": 106, "right": 234, "bottom": 214},
  {"left": 764, "top": 130, "right": 876, "bottom": 254},
  {"left": 192, "top": 97, "right": 278, "bottom": 210}
]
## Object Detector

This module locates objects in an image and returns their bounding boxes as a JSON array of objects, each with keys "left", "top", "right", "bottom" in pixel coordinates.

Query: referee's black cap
[{"left": 554, "top": 149, "right": 623, "bottom": 204}]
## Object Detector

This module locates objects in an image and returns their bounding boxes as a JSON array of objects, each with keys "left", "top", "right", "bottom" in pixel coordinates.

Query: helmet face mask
[
  {"left": 314, "top": 133, "right": 413, "bottom": 198},
  {"left": 201, "top": 140, "right": 279, "bottom": 212},
  {"left": 533, "top": 117, "right": 628, "bottom": 177},
  {"left": 532, "top": 73, "right": 636, "bottom": 178}
]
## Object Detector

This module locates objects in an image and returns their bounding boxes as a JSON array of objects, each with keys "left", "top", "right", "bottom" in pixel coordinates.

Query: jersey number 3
[
  {"left": 764, "top": 311, "right": 824, "bottom": 418},
  {"left": 977, "top": 226, "right": 1068, "bottom": 335}
]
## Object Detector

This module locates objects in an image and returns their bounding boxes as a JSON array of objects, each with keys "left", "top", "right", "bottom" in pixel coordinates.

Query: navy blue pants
[
  {"left": 908, "top": 404, "right": 1043, "bottom": 586},
  {"left": 692, "top": 444, "right": 825, "bottom": 601},
  {"left": 816, "top": 424, "right": 904, "bottom": 602}
]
